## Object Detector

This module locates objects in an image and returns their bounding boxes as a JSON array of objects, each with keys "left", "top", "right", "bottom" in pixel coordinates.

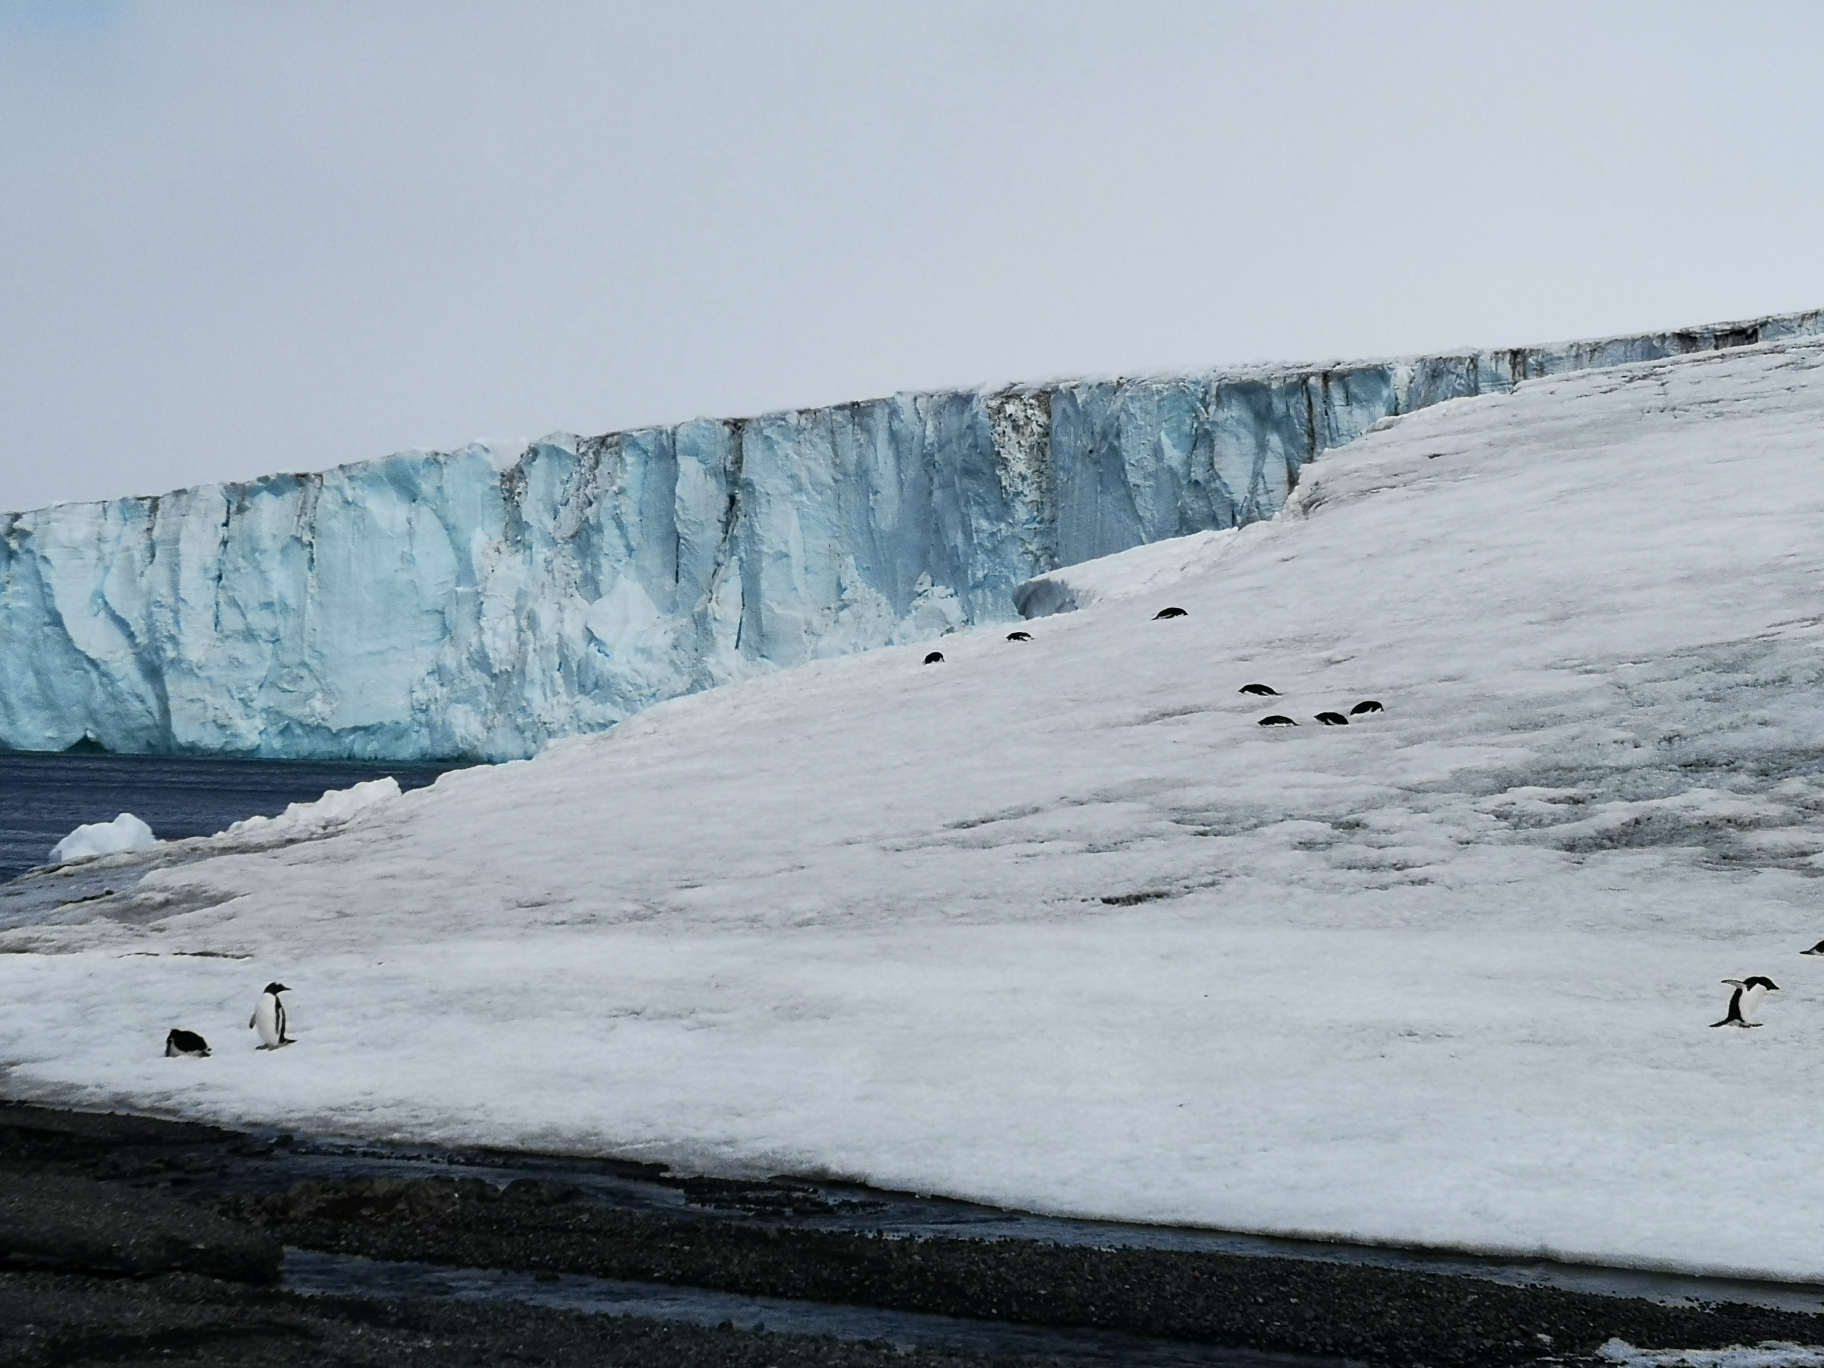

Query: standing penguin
[
  {"left": 250, "top": 982, "right": 293, "bottom": 1049},
  {"left": 1711, "top": 976, "right": 1779, "bottom": 1029}
]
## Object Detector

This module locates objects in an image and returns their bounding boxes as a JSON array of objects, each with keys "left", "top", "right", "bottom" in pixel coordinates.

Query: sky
[{"left": 2, "top": 0, "right": 1822, "bottom": 512}]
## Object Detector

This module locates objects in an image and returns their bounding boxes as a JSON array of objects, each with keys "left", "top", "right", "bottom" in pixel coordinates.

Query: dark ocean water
[{"left": 0, "top": 752, "right": 473, "bottom": 882}]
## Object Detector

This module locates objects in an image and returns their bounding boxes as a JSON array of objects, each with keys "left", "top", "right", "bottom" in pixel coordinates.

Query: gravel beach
[{"left": 4, "top": 1100, "right": 1821, "bottom": 1368}]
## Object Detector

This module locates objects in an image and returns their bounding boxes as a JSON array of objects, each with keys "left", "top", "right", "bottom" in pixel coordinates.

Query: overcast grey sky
[{"left": 2, "top": 1, "right": 1821, "bottom": 512}]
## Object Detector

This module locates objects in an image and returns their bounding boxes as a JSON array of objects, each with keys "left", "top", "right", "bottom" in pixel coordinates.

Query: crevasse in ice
[{"left": 3, "top": 311, "right": 1818, "bottom": 760}]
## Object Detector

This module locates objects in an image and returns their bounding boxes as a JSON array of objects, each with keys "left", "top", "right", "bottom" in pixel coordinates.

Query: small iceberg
[{"left": 50, "top": 813, "right": 159, "bottom": 865}]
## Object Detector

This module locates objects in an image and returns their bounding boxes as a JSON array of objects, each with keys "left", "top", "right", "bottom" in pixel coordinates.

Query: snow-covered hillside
[
  {"left": 7, "top": 336, "right": 1824, "bottom": 1279},
  {"left": 3, "top": 311, "right": 1818, "bottom": 761}
]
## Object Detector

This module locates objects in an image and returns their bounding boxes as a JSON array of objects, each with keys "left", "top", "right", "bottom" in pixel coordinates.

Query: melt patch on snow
[{"left": 49, "top": 813, "right": 158, "bottom": 865}]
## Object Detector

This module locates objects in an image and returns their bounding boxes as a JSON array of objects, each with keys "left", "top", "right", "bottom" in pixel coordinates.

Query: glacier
[
  {"left": 12, "top": 334, "right": 1824, "bottom": 1276},
  {"left": 3, "top": 309, "right": 1821, "bottom": 761}
]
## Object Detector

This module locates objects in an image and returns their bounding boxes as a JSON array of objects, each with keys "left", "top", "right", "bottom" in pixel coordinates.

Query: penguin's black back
[
  {"left": 1239, "top": 684, "right": 1278, "bottom": 696},
  {"left": 165, "top": 1028, "right": 209, "bottom": 1057},
  {"left": 1006, "top": 631, "right": 1032, "bottom": 642},
  {"left": 1258, "top": 715, "right": 1298, "bottom": 727},
  {"left": 1153, "top": 606, "right": 1188, "bottom": 620},
  {"left": 1711, "top": 984, "right": 1748, "bottom": 1028},
  {"left": 1315, "top": 712, "right": 1349, "bottom": 726},
  {"left": 1349, "top": 700, "right": 1384, "bottom": 715},
  {"left": 923, "top": 651, "right": 945, "bottom": 665}
]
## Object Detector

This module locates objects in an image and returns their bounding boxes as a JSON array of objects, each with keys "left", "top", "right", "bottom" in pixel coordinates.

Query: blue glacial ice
[{"left": 3, "top": 310, "right": 1819, "bottom": 761}]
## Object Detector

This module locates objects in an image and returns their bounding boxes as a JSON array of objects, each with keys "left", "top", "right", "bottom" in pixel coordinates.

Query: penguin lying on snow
[
  {"left": 1257, "top": 715, "right": 1298, "bottom": 727},
  {"left": 1803, "top": 940, "right": 1824, "bottom": 956},
  {"left": 923, "top": 651, "right": 945, "bottom": 665},
  {"left": 165, "top": 1028, "right": 210, "bottom": 1058},
  {"left": 1239, "top": 684, "right": 1278, "bottom": 697},
  {"left": 1349, "top": 700, "right": 1384, "bottom": 715},
  {"left": 1315, "top": 712, "right": 1349, "bottom": 726},
  {"left": 1006, "top": 631, "right": 1033, "bottom": 642},
  {"left": 251, "top": 982, "right": 294, "bottom": 1049},
  {"left": 1711, "top": 976, "right": 1779, "bottom": 1028},
  {"left": 1153, "top": 606, "right": 1187, "bottom": 620}
]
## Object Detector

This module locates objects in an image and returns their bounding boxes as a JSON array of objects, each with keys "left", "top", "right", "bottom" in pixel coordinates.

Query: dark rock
[{"left": 0, "top": 1171, "right": 279, "bottom": 1283}]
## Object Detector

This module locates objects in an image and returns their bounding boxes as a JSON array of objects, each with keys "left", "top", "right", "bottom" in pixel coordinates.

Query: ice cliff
[{"left": 4, "top": 310, "right": 1820, "bottom": 761}]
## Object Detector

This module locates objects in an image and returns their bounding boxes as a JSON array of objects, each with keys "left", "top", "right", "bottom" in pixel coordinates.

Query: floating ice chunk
[
  {"left": 49, "top": 812, "right": 158, "bottom": 864},
  {"left": 224, "top": 777, "right": 402, "bottom": 840}
]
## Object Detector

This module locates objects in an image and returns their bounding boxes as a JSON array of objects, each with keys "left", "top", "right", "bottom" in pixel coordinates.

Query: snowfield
[{"left": 7, "top": 337, "right": 1824, "bottom": 1279}]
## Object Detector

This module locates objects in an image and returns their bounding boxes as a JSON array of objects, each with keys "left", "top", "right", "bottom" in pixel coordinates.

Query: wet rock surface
[
  {"left": 2, "top": 1100, "right": 1822, "bottom": 1367},
  {"left": 224, "top": 1174, "right": 1824, "bottom": 1368},
  {"left": 0, "top": 1170, "right": 279, "bottom": 1282},
  {"left": 0, "top": 1269, "right": 997, "bottom": 1368}
]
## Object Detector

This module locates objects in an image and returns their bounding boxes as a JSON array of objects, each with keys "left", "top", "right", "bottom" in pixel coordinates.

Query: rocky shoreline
[{"left": 4, "top": 1100, "right": 1821, "bottom": 1367}]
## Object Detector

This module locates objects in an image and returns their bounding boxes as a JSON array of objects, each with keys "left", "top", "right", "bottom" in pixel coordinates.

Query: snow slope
[
  {"left": 4, "top": 311, "right": 1819, "bottom": 761},
  {"left": 6, "top": 337, "right": 1824, "bottom": 1278}
]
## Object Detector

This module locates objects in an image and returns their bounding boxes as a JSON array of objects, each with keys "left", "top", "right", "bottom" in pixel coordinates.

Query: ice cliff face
[{"left": 4, "top": 310, "right": 1820, "bottom": 761}]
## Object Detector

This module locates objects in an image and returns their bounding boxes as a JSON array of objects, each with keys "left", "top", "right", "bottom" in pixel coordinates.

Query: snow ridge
[{"left": 2, "top": 310, "right": 1818, "bottom": 761}]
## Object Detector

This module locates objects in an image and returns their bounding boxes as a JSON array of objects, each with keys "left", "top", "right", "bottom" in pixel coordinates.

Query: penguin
[
  {"left": 1006, "top": 631, "right": 1033, "bottom": 642},
  {"left": 1153, "top": 607, "right": 1188, "bottom": 620},
  {"left": 923, "top": 651, "right": 945, "bottom": 665},
  {"left": 1711, "top": 976, "right": 1779, "bottom": 1029},
  {"left": 250, "top": 982, "right": 293, "bottom": 1049},
  {"left": 1349, "top": 700, "right": 1384, "bottom": 715},
  {"left": 1257, "top": 715, "right": 1298, "bottom": 727},
  {"left": 1315, "top": 712, "right": 1349, "bottom": 726},
  {"left": 1239, "top": 684, "right": 1279, "bottom": 697},
  {"left": 164, "top": 1028, "right": 210, "bottom": 1058},
  {"left": 1803, "top": 941, "right": 1824, "bottom": 956}
]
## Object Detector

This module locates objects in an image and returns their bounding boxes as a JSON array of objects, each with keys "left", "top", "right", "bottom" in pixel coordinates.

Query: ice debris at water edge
[
  {"left": 3, "top": 310, "right": 1820, "bottom": 762},
  {"left": 49, "top": 812, "right": 160, "bottom": 865}
]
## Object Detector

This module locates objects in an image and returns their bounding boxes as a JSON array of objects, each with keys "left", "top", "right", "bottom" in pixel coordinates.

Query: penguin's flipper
[{"left": 249, "top": 1013, "right": 257, "bottom": 1029}]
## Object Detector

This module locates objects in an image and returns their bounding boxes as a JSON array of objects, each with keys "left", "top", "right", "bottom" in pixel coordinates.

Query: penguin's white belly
[{"left": 253, "top": 996, "right": 284, "bottom": 1048}]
